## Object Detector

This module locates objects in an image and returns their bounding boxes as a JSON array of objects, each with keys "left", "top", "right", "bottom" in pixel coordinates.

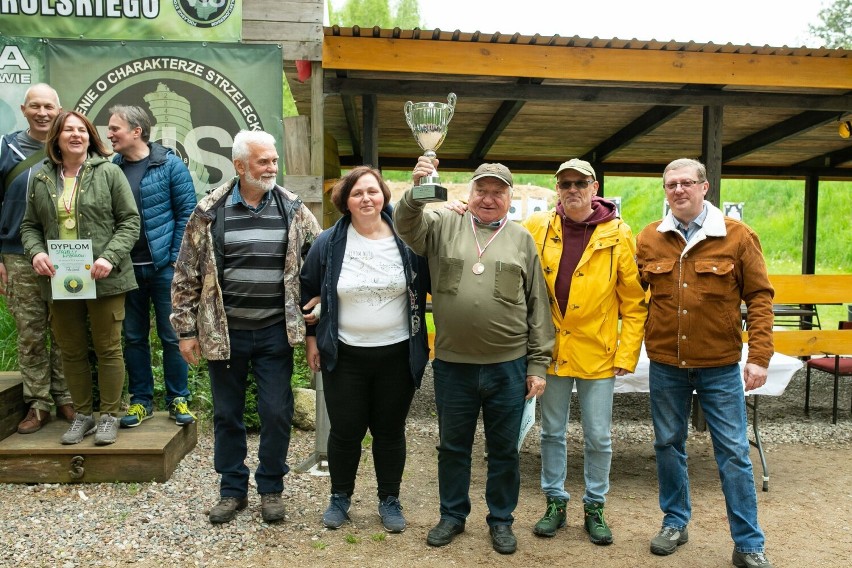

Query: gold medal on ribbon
[{"left": 64, "top": 218, "right": 76, "bottom": 230}]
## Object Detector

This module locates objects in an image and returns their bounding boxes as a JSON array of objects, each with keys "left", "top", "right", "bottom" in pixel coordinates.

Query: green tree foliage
[
  {"left": 328, "top": 0, "right": 422, "bottom": 28},
  {"left": 808, "top": 0, "right": 851, "bottom": 48}
]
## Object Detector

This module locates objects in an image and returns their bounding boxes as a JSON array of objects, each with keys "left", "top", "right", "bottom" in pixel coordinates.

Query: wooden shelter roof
[{"left": 286, "top": 26, "right": 852, "bottom": 180}]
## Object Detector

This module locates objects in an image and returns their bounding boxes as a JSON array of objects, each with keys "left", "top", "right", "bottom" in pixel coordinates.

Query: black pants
[{"left": 323, "top": 339, "right": 415, "bottom": 499}]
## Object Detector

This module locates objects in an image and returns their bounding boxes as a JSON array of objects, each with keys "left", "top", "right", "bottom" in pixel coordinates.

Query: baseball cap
[
  {"left": 555, "top": 158, "right": 596, "bottom": 180},
  {"left": 471, "top": 163, "right": 513, "bottom": 187}
]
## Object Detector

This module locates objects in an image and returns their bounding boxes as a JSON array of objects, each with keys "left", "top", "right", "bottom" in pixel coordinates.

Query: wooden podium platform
[{"left": 0, "top": 374, "right": 197, "bottom": 484}]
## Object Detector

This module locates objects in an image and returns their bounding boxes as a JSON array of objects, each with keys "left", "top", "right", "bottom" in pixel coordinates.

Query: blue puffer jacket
[
  {"left": 300, "top": 207, "right": 431, "bottom": 387},
  {"left": 112, "top": 142, "right": 196, "bottom": 269}
]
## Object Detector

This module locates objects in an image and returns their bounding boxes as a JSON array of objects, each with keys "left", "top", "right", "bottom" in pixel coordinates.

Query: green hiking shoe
[
  {"left": 583, "top": 502, "right": 613, "bottom": 545},
  {"left": 532, "top": 497, "right": 567, "bottom": 537}
]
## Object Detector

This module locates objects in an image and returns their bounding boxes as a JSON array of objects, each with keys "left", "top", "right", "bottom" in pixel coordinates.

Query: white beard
[{"left": 244, "top": 169, "right": 276, "bottom": 192}]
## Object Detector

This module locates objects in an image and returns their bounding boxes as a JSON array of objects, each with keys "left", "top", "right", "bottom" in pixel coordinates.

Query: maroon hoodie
[{"left": 553, "top": 196, "right": 618, "bottom": 314}]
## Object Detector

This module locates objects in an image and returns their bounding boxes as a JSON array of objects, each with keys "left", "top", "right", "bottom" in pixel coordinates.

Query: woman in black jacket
[{"left": 300, "top": 166, "right": 429, "bottom": 533}]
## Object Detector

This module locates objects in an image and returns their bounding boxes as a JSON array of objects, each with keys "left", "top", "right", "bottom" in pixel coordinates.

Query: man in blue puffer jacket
[{"left": 107, "top": 105, "right": 197, "bottom": 428}]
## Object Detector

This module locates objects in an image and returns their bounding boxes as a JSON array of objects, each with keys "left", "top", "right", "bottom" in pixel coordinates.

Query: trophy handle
[
  {"left": 404, "top": 101, "right": 415, "bottom": 130},
  {"left": 446, "top": 93, "right": 457, "bottom": 122}
]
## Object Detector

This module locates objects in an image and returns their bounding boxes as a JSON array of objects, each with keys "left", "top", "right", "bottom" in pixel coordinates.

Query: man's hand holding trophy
[{"left": 404, "top": 93, "right": 456, "bottom": 202}]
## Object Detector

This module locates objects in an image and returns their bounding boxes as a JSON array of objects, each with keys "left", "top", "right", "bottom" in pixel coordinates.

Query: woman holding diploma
[{"left": 21, "top": 111, "right": 139, "bottom": 446}]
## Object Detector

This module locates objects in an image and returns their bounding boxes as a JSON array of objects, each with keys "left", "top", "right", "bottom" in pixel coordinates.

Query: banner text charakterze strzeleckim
[{"left": 0, "top": 0, "right": 159, "bottom": 18}]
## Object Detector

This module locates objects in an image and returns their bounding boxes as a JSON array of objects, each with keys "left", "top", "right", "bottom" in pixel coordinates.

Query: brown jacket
[
  {"left": 636, "top": 202, "right": 774, "bottom": 369},
  {"left": 170, "top": 178, "right": 321, "bottom": 360}
]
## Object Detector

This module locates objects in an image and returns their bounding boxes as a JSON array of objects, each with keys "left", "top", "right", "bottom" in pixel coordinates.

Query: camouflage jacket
[{"left": 170, "top": 178, "right": 321, "bottom": 360}]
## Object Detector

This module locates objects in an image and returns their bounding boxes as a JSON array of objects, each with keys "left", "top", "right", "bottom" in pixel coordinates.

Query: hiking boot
[
  {"left": 209, "top": 496, "right": 248, "bottom": 524},
  {"left": 378, "top": 495, "right": 406, "bottom": 533},
  {"left": 426, "top": 519, "right": 465, "bottom": 547},
  {"left": 489, "top": 524, "right": 517, "bottom": 554},
  {"left": 733, "top": 550, "right": 774, "bottom": 568},
  {"left": 322, "top": 493, "right": 351, "bottom": 529},
  {"left": 261, "top": 493, "right": 286, "bottom": 523},
  {"left": 533, "top": 496, "right": 567, "bottom": 537},
  {"left": 56, "top": 403, "right": 76, "bottom": 422},
  {"left": 17, "top": 407, "right": 51, "bottom": 434},
  {"left": 60, "top": 413, "right": 97, "bottom": 444},
  {"left": 94, "top": 414, "right": 119, "bottom": 446},
  {"left": 120, "top": 403, "right": 153, "bottom": 428},
  {"left": 583, "top": 502, "right": 613, "bottom": 545},
  {"left": 650, "top": 525, "right": 689, "bottom": 555},
  {"left": 168, "top": 397, "right": 196, "bottom": 426}
]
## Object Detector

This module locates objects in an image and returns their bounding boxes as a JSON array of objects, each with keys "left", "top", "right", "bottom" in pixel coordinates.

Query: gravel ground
[{"left": 1, "top": 364, "right": 849, "bottom": 567}]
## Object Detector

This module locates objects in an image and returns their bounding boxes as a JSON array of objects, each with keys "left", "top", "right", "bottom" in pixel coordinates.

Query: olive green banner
[
  {"left": 0, "top": 0, "right": 242, "bottom": 42},
  {"left": 46, "top": 40, "right": 282, "bottom": 198},
  {"left": 0, "top": 34, "right": 47, "bottom": 133}
]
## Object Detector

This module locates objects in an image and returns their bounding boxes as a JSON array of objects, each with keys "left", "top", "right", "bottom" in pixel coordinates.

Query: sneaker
[
  {"left": 378, "top": 495, "right": 406, "bottom": 533},
  {"left": 733, "top": 550, "right": 774, "bottom": 568},
  {"left": 489, "top": 524, "right": 517, "bottom": 554},
  {"left": 650, "top": 525, "right": 689, "bottom": 556},
  {"left": 168, "top": 397, "right": 196, "bottom": 426},
  {"left": 94, "top": 414, "right": 119, "bottom": 446},
  {"left": 120, "top": 403, "right": 153, "bottom": 428},
  {"left": 583, "top": 502, "right": 613, "bottom": 545},
  {"left": 533, "top": 496, "right": 567, "bottom": 537},
  {"left": 426, "top": 519, "right": 465, "bottom": 547},
  {"left": 60, "top": 413, "right": 97, "bottom": 445},
  {"left": 209, "top": 496, "right": 248, "bottom": 524},
  {"left": 261, "top": 493, "right": 286, "bottom": 523},
  {"left": 322, "top": 493, "right": 351, "bottom": 529}
]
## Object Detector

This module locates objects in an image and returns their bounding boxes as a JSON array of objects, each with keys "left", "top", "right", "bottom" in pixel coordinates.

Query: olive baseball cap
[
  {"left": 471, "top": 163, "right": 513, "bottom": 187},
  {"left": 555, "top": 158, "right": 596, "bottom": 180}
]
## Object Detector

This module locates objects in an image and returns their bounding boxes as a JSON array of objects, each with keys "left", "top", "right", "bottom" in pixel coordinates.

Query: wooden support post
[{"left": 701, "top": 105, "right": 723, "bottom": 207}]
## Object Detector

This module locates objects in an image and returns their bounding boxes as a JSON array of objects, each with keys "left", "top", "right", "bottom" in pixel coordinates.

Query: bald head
[{"left": 21, "top": 83, "right": 61, "bottom": 142}]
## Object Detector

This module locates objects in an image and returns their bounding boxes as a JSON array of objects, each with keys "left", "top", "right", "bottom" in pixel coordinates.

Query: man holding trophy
[{"left": 394, "top": 94, "right": 553, "bottom": 554}]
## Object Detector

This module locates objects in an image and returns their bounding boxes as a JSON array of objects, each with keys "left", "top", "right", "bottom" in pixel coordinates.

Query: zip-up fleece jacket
[
  {"left": 0, "top": 130, "right": 43, "bottom": 255},
  {"left": 300, "top": 207, "right": 431, "bottom": 387},
  {"left": 20, "top": 155, "right": 141, "bottom": 299},
  {"left": 170, "top": 178, "right": 322, "bottom": 361},
  {"left": 112, "top": 142, "right": 196, "bottom": 269},
  {"left": 523, "top": 209, "right": 647, "bottom": 379},
  {"left": 393, "top": 188, "right": 554, "bottom": 378},
  {"left": 636, "top": 201, "right": 774, "bottom": 369}
]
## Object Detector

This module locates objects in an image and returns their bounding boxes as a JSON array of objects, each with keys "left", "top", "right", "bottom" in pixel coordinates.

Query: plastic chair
[{"left": 804, "top": 321, "right": 852, "bottom": 424}]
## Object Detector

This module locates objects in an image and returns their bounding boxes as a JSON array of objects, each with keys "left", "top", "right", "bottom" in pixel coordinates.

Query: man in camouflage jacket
[{"left": 170, "top": 130, "right": 321, "bottom": 524}]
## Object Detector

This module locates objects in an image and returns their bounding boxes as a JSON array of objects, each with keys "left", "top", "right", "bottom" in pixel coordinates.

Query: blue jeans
[
  {"left": 208, "top": 321, "right": 294, "bottom": 497},
  {"left": 123, "top": 264, "right": 188, "bottom": 407},
  {"left": 432, "top": 356, "right": 526, "bottom": 526},
  {"left": 649, "top": 361, "right": 765, "bottom": 553},
  {"left": 540, "top": 375, "right": 614, "bottom": 505}
]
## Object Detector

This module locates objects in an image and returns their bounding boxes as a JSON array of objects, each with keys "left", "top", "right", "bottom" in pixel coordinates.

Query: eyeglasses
[
  {"left": 664, "top": 179, "right": 704, "bottom": 191},
  {"left": 557, "top": 180, "right": 593, "bottom": 190}
]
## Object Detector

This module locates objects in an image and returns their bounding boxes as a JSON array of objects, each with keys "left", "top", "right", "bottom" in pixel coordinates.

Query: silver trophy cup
[{"left": 404, "top": 93, "right": 456, "bottom": 202}]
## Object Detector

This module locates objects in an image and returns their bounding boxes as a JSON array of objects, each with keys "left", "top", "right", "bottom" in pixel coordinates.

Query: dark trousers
[
  {"left": 208, "top": 321, "right": 294, "bottom": 498},
  {"left": 432, "top": 356, "right": 526, "bottom": 526},
  {"left": 322, "top": 340, "right": 415, "bottom": 499}
]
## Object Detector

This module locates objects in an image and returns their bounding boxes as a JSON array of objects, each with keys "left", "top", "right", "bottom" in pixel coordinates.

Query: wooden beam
[
  {"left": 702, "top": 106, "right": 723, "bottom": 206},
  {"left": 471, "top": 100, "right": 526, "bottom": 161},
  {"left": 766, "top": 330, "right": 852, "bottom": 357},
  {"left": 795, "top": 144, "right": 852, "bottom": 169},
  {"left": 324, "top": 37, "right": 852, "bottom": 90},
  {"left": 802, "top": 174, "right": 819, "bottom": 275},
  {"left": 362, "top": 94, "right": 379, "bottom": 168},
  {"left": 770, "top": 275, "right": 852, "bottom": 303},
  {"left": 340, "top": 94, "right": 362, "bottom": 162},
  {"left": 586, "top": 106, "right": 686, "bottom": 163},
  {"left": 724, "top": 111, "right": 839, "bottom": 162},
  {"left": 324, "top": 78, "right": 852, "bottom": 111}
]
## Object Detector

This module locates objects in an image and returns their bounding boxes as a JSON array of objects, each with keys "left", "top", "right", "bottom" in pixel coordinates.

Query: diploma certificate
[{"left": 47, "top": 239, "right": 96, "bottom": 300}]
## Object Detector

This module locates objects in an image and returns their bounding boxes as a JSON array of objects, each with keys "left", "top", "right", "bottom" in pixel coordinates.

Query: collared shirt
[
  {"left": 231, "top": 179, "right": 271, "bottom": 213},
  {"left": 675, "top": 203, "right": 708, "bottom": 242}
]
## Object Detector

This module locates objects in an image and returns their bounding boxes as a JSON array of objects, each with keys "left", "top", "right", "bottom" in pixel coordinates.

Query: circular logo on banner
[
  {"left": 173, "top": 0, "right": 236, "bottom": 28},
  {"left": 75, "top": 56, "right": 266, "bottom": 197}
]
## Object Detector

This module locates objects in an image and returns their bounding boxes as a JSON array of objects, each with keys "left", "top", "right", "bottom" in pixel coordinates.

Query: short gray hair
[
  {"left": 663, "top": 158, "right": 706, "bottom": 182},
  {"left": 24, "top": 83, "right": 60, "bottom": 107},
  {"left": 109, "top": 105, "right": 152, "bottom": 142},
  {"left": 232, "top": 130, "right": 276, "bottom": 163}
]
